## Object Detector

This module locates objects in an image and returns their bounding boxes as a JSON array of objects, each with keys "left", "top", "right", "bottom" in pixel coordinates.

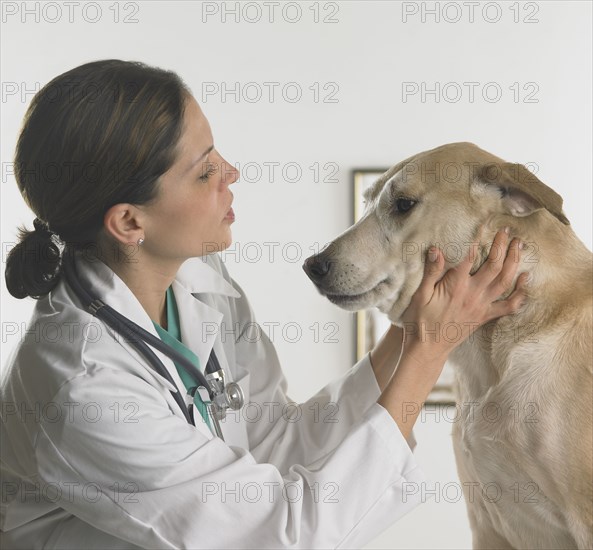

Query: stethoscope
[{"left": 60, "top": 246, "right": 244, "bottom": 441}]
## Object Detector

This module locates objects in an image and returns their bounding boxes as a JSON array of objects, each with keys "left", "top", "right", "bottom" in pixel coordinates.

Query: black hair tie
[{"left": 33, "top": 217, "right": 55, "bottom": 237}]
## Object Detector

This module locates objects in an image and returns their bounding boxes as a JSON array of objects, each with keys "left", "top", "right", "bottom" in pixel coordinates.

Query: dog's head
[{"left": 303, "top": 142, "right": 569, "bottom": 323}]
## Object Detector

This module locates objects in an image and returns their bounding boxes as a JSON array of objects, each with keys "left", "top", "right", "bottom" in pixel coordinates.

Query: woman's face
[{"left": 136, "top": 94, "right": 239, "bottom": 261}]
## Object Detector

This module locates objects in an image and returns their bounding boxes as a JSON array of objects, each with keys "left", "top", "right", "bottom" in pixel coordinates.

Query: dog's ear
[{"left": 474, "top": 162, "right": 570, "bottom": 225}]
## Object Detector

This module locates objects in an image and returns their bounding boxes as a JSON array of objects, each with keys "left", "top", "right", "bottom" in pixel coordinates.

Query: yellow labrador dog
[{"left": 303, "top": 143, "right": 592, "bottom": 549}]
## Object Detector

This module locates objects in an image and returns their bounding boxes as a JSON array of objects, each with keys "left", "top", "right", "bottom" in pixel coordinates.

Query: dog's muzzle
[{"left": 302, "top": 253, "right": 391, "bottom": 309}]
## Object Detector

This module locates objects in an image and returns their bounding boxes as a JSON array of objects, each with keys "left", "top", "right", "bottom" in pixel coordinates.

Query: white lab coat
[{"left": 0, "top": 250, "right": 426, "bottom": 549}]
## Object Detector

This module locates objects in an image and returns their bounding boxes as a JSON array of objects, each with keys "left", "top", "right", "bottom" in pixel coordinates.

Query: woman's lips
[{"left": 224, "top": 207, "right": 235, "bottom": 221}]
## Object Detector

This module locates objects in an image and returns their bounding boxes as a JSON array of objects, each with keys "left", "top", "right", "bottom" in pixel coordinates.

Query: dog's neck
[
  {"left": 449, "top": 211, "right": 592, "bottom": 399},
  {"left": 475, "top": 212, "right": 591, "bottom": 309}
]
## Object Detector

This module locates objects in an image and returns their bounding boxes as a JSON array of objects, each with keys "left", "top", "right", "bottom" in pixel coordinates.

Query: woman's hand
[{"left": 400, "top": 226, "right": 529, "bottom": 360}]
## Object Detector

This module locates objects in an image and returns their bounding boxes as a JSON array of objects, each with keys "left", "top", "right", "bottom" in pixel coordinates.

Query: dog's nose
[{"left": 302, "top": 255, "right": 331, "bottom": 283}]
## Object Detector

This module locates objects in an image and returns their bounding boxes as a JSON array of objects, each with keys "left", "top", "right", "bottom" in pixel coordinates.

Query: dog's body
[
  {"left": 303, "top": 143, "right": 592, "bottom": 549},
  {"left": 449, "top": 221, "right": 592, "bottom": 549}
]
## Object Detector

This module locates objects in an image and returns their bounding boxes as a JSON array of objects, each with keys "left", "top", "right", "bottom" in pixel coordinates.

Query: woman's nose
[{"left": 223, "top": 161, "right": 239, "bottom": 185}]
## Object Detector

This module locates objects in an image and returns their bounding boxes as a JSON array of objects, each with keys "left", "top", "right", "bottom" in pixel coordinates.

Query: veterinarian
[{"left": 1, "top": 60, "right": 528, "bottom": 549}]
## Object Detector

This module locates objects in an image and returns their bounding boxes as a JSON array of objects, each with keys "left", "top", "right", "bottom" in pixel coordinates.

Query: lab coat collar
[
  {"left": 174, "top": 256, "right": 241, "bottom": 298},
  {"left": 71, "top": 251, "right": 241, "bottom": 300},
  {"left": 70, "top": 251, "right": 241, "bottom": 398}
]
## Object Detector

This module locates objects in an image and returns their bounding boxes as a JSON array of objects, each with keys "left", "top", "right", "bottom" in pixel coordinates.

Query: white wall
[{"left": 1, "top": 2, "right": 591, "bottom": 548}]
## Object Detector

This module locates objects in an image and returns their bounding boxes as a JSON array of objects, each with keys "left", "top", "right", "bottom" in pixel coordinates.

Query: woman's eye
[
  {"left": 199, "top": 166, "right": 217, "bottom": 181},
  {"left": 394, "top": 198, "right": 417, "bottom": 213}
]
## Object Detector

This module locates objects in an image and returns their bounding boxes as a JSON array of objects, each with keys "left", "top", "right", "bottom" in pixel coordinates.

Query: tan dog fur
[{"left": 304, "top": 143, "right": 593, "bottom": 549}]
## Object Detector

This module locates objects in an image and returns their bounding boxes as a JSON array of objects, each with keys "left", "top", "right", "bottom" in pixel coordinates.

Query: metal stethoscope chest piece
[{"left": 197, "top": 369, "right": 245, "bottom": 439}]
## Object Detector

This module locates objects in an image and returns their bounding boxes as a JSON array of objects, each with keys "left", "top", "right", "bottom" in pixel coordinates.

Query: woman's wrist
[
  {"left": 369, "top": 324, "right": 404, "bottom": 392},
  {"left": 368, "top": 324, "right": 450, "bottom": 393},
  {"left": 376, "top": 341, "right": 448, "bottom": 441},
  {"left": 401, "top": 333, "right": 451, "bottom": 368}
]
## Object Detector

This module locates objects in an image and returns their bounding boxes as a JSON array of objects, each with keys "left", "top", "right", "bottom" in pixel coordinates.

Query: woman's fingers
[
  {"left": 472, "top": 228, "right": 512, "bottom": 286},
  {"left": 453, "top": 224, "right": 484, "bottom": 278},
  {"left": 488, "top": 237, "right": 523, "bottom": 298},
  {"left": 414, "top": 246, "right": 446, "bottom": 305},
  {"left": 485, "top": 271, "right": 530, "bottom": 322},
  {"left": 410, "top": 227, "right": 526, "bottom": 313}
]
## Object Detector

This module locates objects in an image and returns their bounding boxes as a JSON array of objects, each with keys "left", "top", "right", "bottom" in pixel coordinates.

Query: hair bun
[{"left": 5, "top": 220, "right": 63, "bottom": 299}]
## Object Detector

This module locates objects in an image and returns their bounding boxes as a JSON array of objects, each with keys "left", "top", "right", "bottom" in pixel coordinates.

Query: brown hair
[{"left": 5, "top": 59, "right": 192, "bottom": 299}]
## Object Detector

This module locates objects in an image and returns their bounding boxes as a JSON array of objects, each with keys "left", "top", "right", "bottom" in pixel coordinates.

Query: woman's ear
[{"left": 474, "top": 162, "right": 570, "bottom": 225}]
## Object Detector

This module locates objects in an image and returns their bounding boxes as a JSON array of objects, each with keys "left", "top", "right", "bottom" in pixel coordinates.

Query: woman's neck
[{"left": 95, "top": 242, "right": 181, "bottom": 329}]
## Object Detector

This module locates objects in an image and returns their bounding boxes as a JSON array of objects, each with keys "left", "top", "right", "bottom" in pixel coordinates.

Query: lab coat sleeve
[
  {"left": 217, "top": 258, "right": 417, "bottom": 472},
  {"left": 34, "top": 364, "right": 426, "bottom": 549}
]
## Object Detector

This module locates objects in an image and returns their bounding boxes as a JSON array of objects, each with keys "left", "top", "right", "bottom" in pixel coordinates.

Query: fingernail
[
  {"left": 428, "top": 247, "right": 438, "bottom": 262},
  {"left": 518, "top": 240, "right": 524, "bottom": 250},
  {"left": 504, "top": 226, "right": 510, "bottom": 234}
]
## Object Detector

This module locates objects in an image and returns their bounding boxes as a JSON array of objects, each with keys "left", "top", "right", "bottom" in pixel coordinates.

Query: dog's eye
[{"left": 394, "top": 198, "right": 417, "bottom": 213}]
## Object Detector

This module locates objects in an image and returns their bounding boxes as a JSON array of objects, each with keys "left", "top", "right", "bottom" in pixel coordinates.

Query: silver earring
[{"left": 137, "top": 237, "right": 145, "bottom": 246}]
